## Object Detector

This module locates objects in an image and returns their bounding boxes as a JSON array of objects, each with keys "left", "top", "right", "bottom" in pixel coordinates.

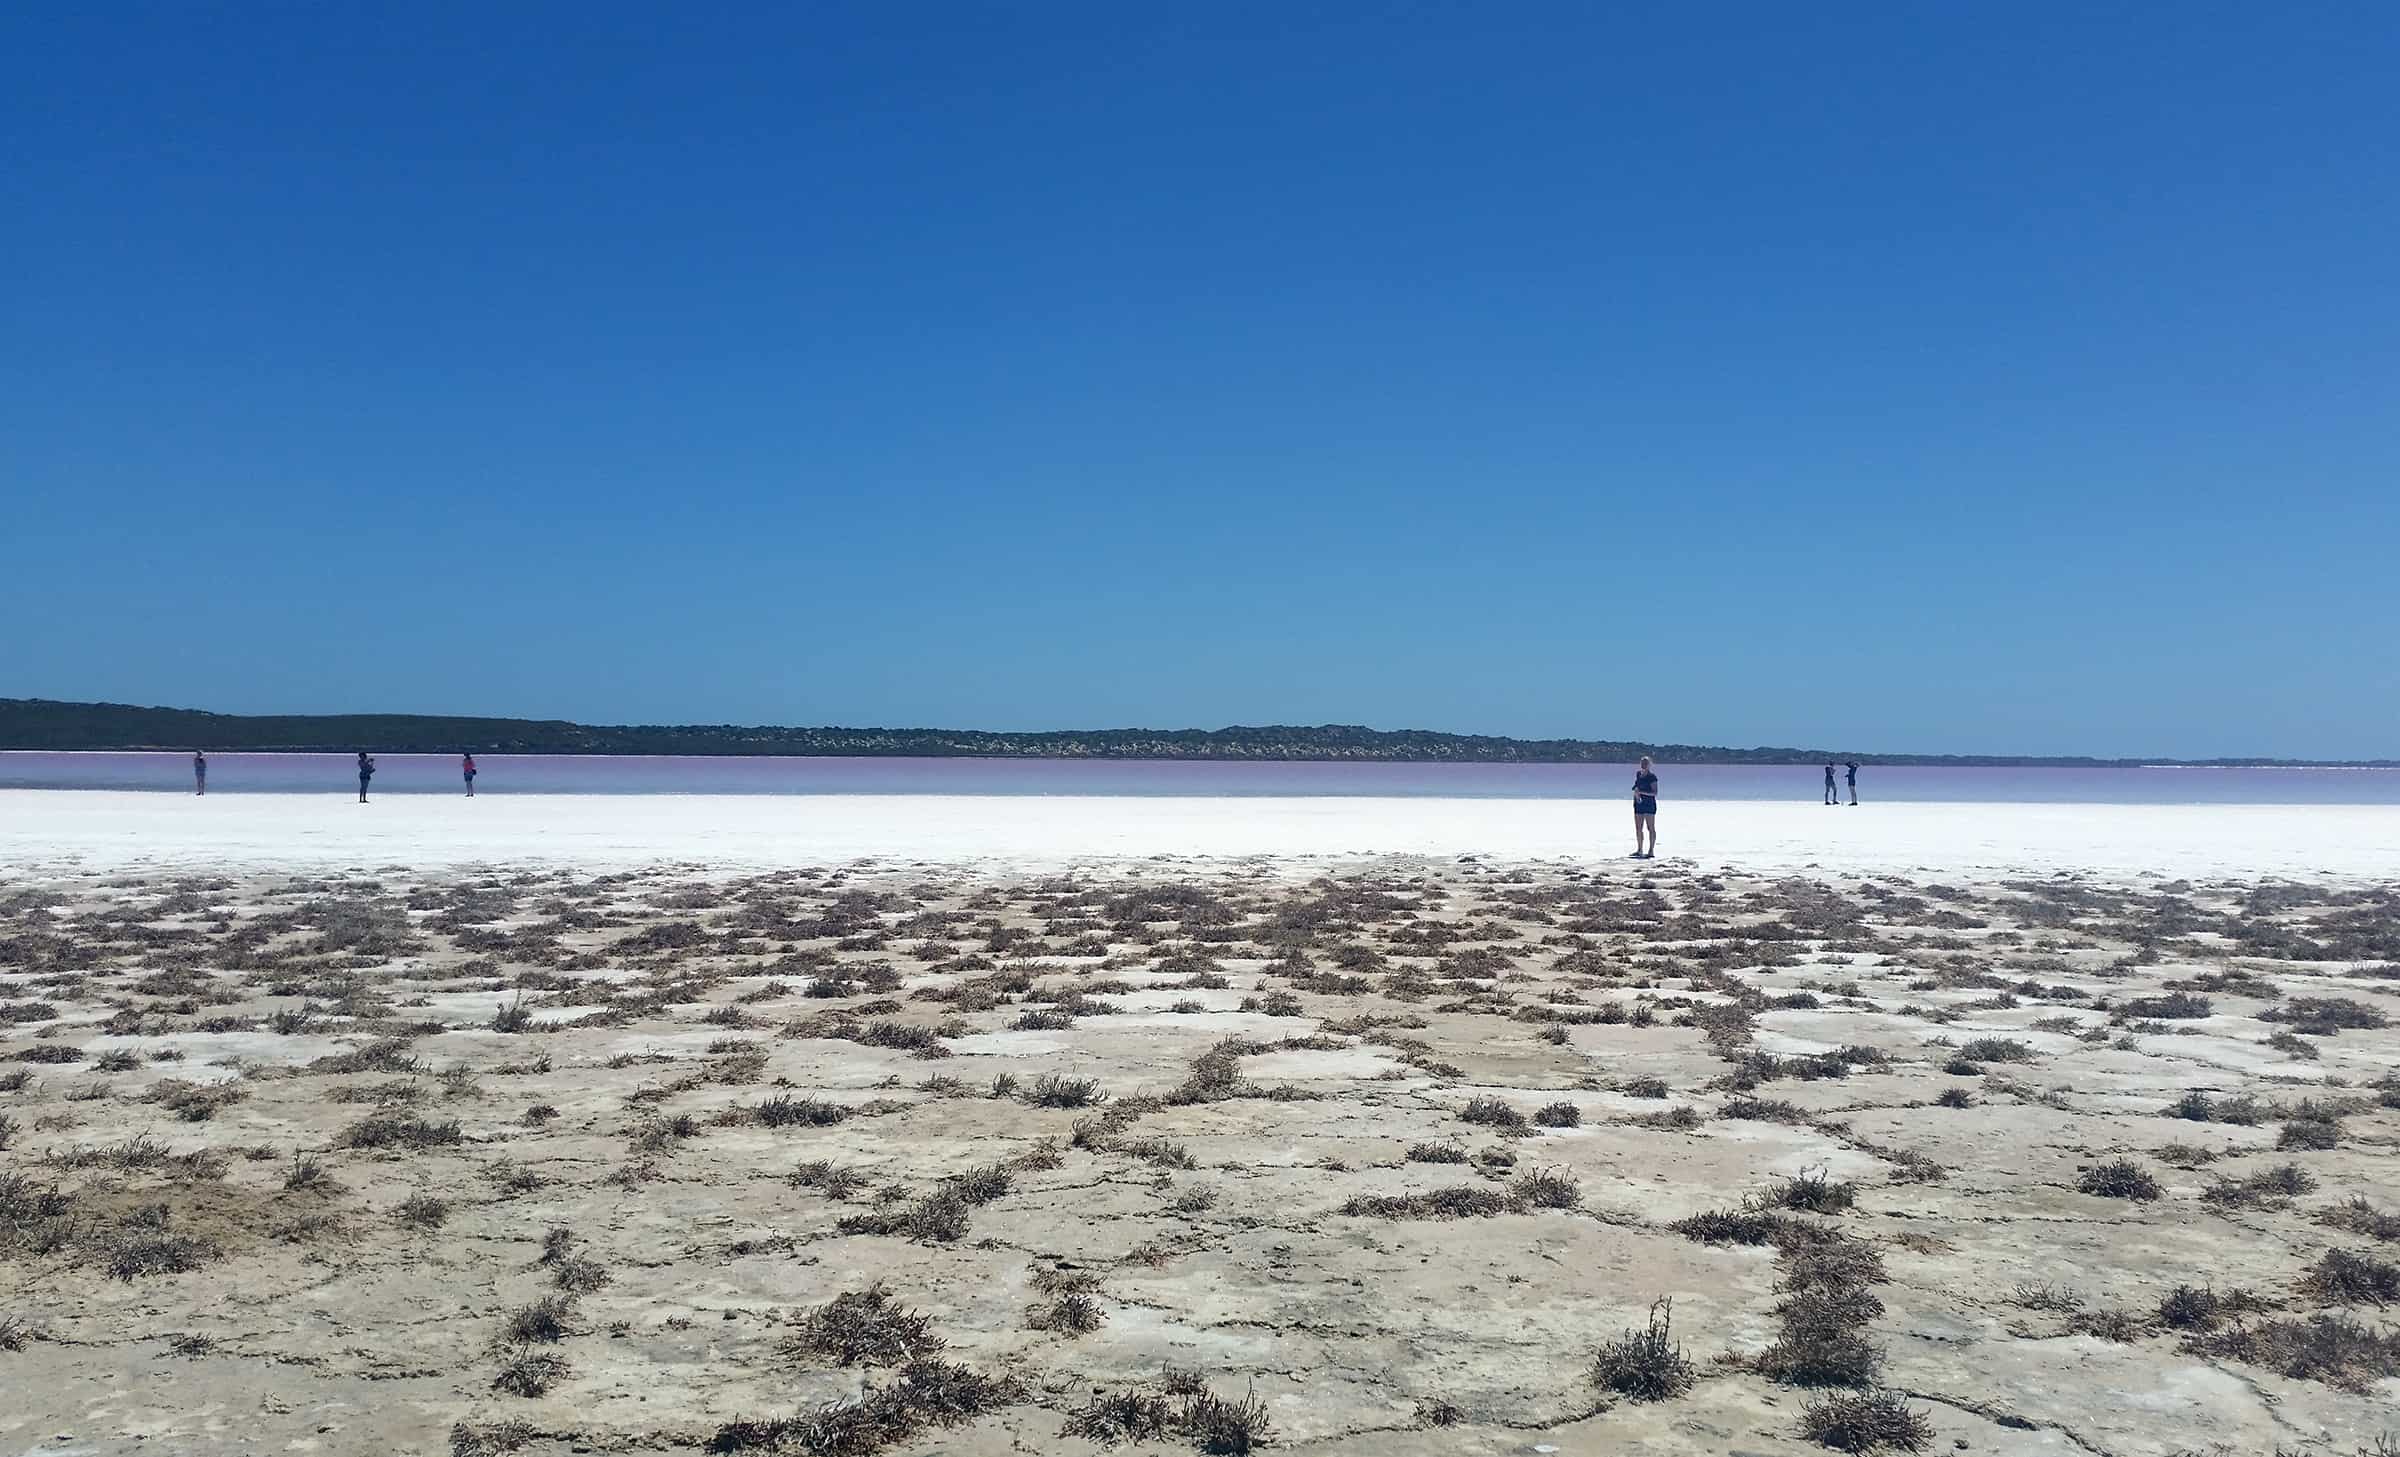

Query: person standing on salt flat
[
  {"left": 357, "top": 750, "right": 375, "bottom": 803},
  {"left": 462, "top": 751, "right": 477, "bottom": 796},
  {"left": 193, "top": 750, "right": 206, "bottom": 795},
  {"left": 1823, "top": 764, "right": 1838, "bottom": 805},
  {"left": 1845, "top": 761, "right": 1860, "bottom": 805},
  {"left": 1631, "top": 756, "right": 1659, "bottom": 860}
]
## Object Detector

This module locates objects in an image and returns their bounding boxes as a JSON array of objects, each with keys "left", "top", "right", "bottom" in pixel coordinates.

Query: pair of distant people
[
  {"left": 190, "top": 750, "right": 477, "bottom": 799},
  {"left": 359, "top": 750, "right": 478, "bottom": 800},
  {"left": 1824, "top": 761, "right": 1860, "bottom": 806}
]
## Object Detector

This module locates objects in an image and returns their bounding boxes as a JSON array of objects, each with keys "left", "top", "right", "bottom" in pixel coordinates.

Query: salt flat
[
  {"left": 3, "top": 806, "right": 2398, "bottom": 1457},
  {"left": 3, "top": 790, "right": 2395, "bottom": 879}
]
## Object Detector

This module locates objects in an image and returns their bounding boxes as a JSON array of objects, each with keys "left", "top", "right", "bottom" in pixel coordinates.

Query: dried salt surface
[
  {"left": 5, "top": 789, "right": 2396, "bottom": 879},
  {"left": 2, "top": 847, "right": 2397, "bottom": 1455}
]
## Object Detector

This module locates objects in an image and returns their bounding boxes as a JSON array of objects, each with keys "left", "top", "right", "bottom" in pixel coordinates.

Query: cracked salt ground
[{"left": 1, "top": 858, "right": 2396, "bottom": 1454}]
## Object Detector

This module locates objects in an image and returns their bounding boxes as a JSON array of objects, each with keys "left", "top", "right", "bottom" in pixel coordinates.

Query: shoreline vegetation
[{"left": 3, "top": 698, "right": 2390, "bottom": 768}]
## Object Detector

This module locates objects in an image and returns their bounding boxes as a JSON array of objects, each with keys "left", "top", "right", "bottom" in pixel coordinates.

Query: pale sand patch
[{"left": 4, "top": 789, "right": 2395, "bottom": 879}]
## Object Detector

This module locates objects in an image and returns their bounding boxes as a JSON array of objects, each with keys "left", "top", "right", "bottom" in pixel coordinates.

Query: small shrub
[
  {"left": 101, "top": 1231, "right": 222, "bottom": 1281},
  {"left": 1511, "top": 1169, "right": 1580, "bottom": 1209},
  {"left": 755, "top": 1094, "right": 849, "bottom": 1127},
  {"left": 338, "top": 1113, "right": 463, "bottom": 1149},
  {"left": 2278, "top": 1117, "right": 2343, "bottom": 1151},
  {"left": 1673, "top": 1209, "right": 1808, "bottom": 1247},
  {"left": 1339, "top": 1186, "right": 1519, "bottom": 1220},
  {"left": 1029, "top": 1290, "right": 1105, "bottom": 1335},
  {"left": 283, "top": 1153, "right": 335, "bottom": 1191},
  {"left": 1932, "top": 1088, "right": 1972, "bottom": 1109},
  {"left": 1458, "top": 1095, "right": 1525, "bottom": 1129},
  {"left": 2118, "top": 993, "right": 2211, "bottom": 1020},
  {"left": 1024, "top": 1074, "right": 1106, "bottom": 1108},
  {"left": 501, "top": 1296, "right": 575, "bottom": 1345},
  {"left": 1182, "top": 1384, "right": 1272, "bottom": 1455},
  {"left": 2069, "top": 1307, "right": 2151, "bottom": 1342},
  {"left": 491, "top": 1349, "right": 568, "bottom": 1396},
  {"left": 1759, "top": 1289, "right": 1883, "bottom": 1388},
  {"left": 2317, "top": 1197, "right": 2400, "bottom": 1243},
  {"left": 788, "top": 1161, "right": 868, "bottom": 1200},
  {"left": 2011, "top": 1282, "right": 2083, "bottom": 1312},
  {"left": 1956, "top": 1038, "right": 2035, "bottom": 1063},
  {"left": 1533, "top": 1101, "right": 1581, "bottom": 1128},
  {"left": 1772, "top": 1167, "right": 1857, "bottom": 1214},
  {"left": 1406, "top": 1142, "right": 1468, "bottom": 1164},
  {"left": 836, "top": 1187, "right": 972, "bottom": 1243},
  {"left": 2076, "top": 1160, "right": 2161, "bottom": 1201},
  {"left": 788, "top": 1284, "right": 945, "bottom": 1366},
  {"left": 2158, "top": 1284, "right": 2268, "bottom": 1331},
  {"left": 2301, "top": 1249, "right": 2400, "bottom": 1307},
  {"left": 1798, "top": 1390, "right": 1933, "bottom": 1452},
  {"left": 2200, "top": 1162, "right": 2317, "bottom": 1210},
  {"left": 489, "top": 996, "right": 534, "bottom": 1033},
  {"left": 2183, "top": 1314, "right": 2400, "bottom": 1391},
  {"left": 943, "top": 1162, "right": 1014, "bottom": 1206},
  {"left": 2260, "top": 997, "right": 2389, "bottom": 1035},
  {"left": 1722, "top": 1096, "right": 1809, "bottom": 1122},
  {"left": 450, "top": 1420, "right": 536, "bottom": 1457},
  {"left": 1063, "top": 1390, "right": 1176, "bottom": 1443},
  {"left": 1590, "top": 1297, "right": 1695, "bottom": 1402}
]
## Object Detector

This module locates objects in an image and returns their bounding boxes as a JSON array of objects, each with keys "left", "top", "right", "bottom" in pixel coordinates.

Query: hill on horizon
[{"left": 0, "top": 699, "right": 2386, "bottom": 769}]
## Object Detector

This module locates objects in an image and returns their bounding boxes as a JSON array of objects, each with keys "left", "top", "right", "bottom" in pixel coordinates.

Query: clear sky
[{"left": 5, "top": 5, "right": 2395, "bottom": 758}]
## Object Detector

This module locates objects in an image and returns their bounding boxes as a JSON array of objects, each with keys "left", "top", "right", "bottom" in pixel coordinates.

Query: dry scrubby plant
[
  {"left": 1590, "top": 1297, "right": 1696, "bottom": 1401},
  {"left": 837, "top": 1187, "right": 972, "bottom": 1243},
  {"left": 1771, "top": 1167, "right": 1857, "bottom": 1214},
  {"left": 786, "top": 1284, "right": 945, "bottom": 1366},
  {"left": 1799, "top": 1390, "right": 1933, "bottom": 1453},
  {"left": 450, "top": 1420, "right": 537, "bottom": 1457},
  {"left": 1063, "top": 1378, "right": 1272, "bottom": 1454},
  {"left": 2318, "top": 1197, "right": 2400, "bottom": 1243},
  {"left": 1340, "top": 1185, "right": 1523, "bottom": 1220},
  {"left": 2302, "top": 1249, "right": 2400, "bottom": 1308},
  {"left": 338, "top": 1112, "right": 463, "bottom": 1150},
  {"left": 709, "top": 1358, "right": 1025, "bottom": 1454},
  {"left": 2157, "top": 1284, "right": 2272, "bottom": 1331},
  {"left": 2182, "top": 1313, "right": 2400, "bottom": 1391},
  {"left": 2076, "top": 1159, "right": 2161, "bottom": 1201}
]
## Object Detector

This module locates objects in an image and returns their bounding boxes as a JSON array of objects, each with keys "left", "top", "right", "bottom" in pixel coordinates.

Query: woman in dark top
[
  {"left": 1823, "top": 764, "right": 1838, "bottom": 805},
  {"left": 357, "top": 750, "right": 375, "bottom": 803},
  {"left": 1845, "top": 761, "right": 1859, "bottom": 805},
  {"left": 193, "top": 750, "right": 207, "bottom": 796},
  {"left": 1631, "top": 756, "right": 1659, "bottom": 859},
  {"left": 462, "top": 752, "right": 477, "bottom": 796}
]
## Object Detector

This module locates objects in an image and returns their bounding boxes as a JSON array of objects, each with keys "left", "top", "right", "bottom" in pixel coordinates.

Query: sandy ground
[
  {"left": 4, "top": 790, "right": 2398, "bottom": 879},
  {"left": 2, "top": 846, "right": 2397, "bottom": 1457}
]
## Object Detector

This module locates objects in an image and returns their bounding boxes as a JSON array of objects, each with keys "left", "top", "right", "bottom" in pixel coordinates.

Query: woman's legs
[{"left": 1636, "top": 812, "right": 1656, "bottom": 855}]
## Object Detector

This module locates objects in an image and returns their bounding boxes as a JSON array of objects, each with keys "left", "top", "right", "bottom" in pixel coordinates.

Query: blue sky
[{"left": 5, "top": 4, "right": 2394, "bottom": 757}]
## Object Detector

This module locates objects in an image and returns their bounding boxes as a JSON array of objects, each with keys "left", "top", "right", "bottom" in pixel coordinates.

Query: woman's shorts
[{"left": 1634, "top": 798, "right": 1657, "bottom": 816}]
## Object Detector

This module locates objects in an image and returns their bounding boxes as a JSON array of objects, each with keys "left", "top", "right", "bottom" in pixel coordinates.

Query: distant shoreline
[{"left": 3, "top": 698, "right": 2391, "bottom": 769}]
